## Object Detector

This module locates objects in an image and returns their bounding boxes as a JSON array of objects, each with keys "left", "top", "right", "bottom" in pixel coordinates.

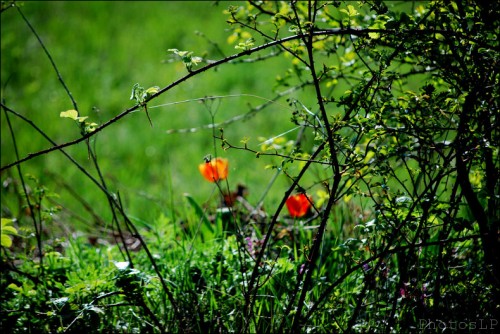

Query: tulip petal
[
  {"left": 286, "top": 193, "right": 312, "bottom": 218},
  {"left": 198, "top": 158, "right": 229, "bottom": 182}
]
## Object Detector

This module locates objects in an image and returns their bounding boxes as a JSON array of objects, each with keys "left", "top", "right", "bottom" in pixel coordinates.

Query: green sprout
[
  {"left": 60, "top": 109, "right": 98, "bottom": 134},
  {"left": 130, "top": 83, "right": 160, "bottom": 127},
  {"left": 234, "top": 37, "right": 255, "bottom": 51},
  {"left": 168, "top": 48, "right": 203, "bottom": 72}
]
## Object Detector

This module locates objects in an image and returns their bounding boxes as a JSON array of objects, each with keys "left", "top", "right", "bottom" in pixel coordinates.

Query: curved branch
[{"left": 1, "top": 27, "right": 471, "bottom": 172}]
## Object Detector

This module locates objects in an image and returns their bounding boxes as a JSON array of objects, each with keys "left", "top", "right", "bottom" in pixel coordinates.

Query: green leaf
[
  {"left": 2, "top": 225, "right": 17, "bottom": 235},
  {"left": 60, "top": 109, "right": 88, "bottom": 122},
  {"left": 184, "top": 194, "right": 214, "bottom": 233},
  {"left": 144, "top": 86, "right": 160, "bottom": 99},
  {"left": 60, "top": 109, "right": 78, "bottom": 120},
  {"left": 235, "top": 38, "right": 255, "bottom": 50},
  {"left": 434, "top": 33, "right": 445, "bottom": 41},
  {"left": 1, "top": 218, "right": 18, "bottom": 248},
  {"left": 340, "top": 5, "right": 359, "bottom": 17},
  {"left": 1, "top": 234, "right": 12, "bottom": 248},
  {"left": 7, "top": 283, "right": 22, "bottom": 292},
  {"left": 130, "top": 83, "right": 141, "bottom": 100}
]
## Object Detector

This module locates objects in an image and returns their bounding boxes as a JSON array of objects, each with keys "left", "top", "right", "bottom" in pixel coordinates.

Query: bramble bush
[{"left": 1, "top": 1, "right": 499, "bottom": 333}]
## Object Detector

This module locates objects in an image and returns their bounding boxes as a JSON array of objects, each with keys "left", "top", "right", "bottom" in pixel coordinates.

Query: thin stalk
[
  {"left": 2, "top": 105, "right": 44, "bottom": 274},
  {"left": 15, "top": 4, "right": 78, "bottom": 111}
]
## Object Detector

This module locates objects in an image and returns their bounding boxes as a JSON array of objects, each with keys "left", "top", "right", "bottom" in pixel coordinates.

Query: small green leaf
[
  {"left": 434, "top": 33, "right": 445, "bottom": 41},
  {"left": 7, "top": 283, "right": 22, "bottom": 292},
  {"left": 1, "top": 218, "right": 18, "bottom": 248},
  {"left": 1, "top": 234, "right": 12, "bottom": 248},
  {"left": 2, "top": 225, "right": 17, "bottom": 235},
  {"left": 340, "top": 5, "right": 359, "bottom": 17},
  {"left": 177, "top": 50, "right": 191, "bottom": 57},
  {"left": 144, "top": 86, "right": 160, "bottom": 99},
  {"left": 130, "top": 83, "right": 141, "bottom": 100},
  {"left": 85, "top": 122, "right": 98, "bottom": 133},
  {"left": 60, "top": 109, "right": 79, "bottom": 120},
  {"left": 235, "top": 38, "right": 255, "bottom": 51},
  {"left": 60, "top": 109, "right": 88, "bottom": 122},
  {"left": 191, "top": 56, "right": 202, "bottom": 65}
]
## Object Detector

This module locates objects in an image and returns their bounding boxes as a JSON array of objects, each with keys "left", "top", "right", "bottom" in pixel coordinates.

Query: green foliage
[
  {"left": 60, "top": 109, "right": 98, "bottom": 134},
  {"left": 130, "top": 83, "right": 160, "bottom": 127},
  {"left": 167, "top": 49, "right": 203, "bottom": 72},
  {"left": 1, "top": 218, "right": 17, "bottom": 247},
  {"left": 1, "top": 1, "right": 498, "bottom": 333}
]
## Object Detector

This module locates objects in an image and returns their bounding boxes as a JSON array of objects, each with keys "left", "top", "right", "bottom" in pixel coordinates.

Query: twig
[{"left": 1, "top": 27, "right": 457, "bottom": 172}]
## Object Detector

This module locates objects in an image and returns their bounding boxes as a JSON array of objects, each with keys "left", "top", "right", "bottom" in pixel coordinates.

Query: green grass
[
  {"left": 1, "top": 1, "right": 304, "bottom": 223},
  {"left": 2, "top": 1, "right": 497, "bottom": 333}
]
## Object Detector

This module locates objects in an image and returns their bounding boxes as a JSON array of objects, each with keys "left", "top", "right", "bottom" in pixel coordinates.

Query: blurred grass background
[{"left": 1, "top": 1, "right": 314, "bottom": 227}]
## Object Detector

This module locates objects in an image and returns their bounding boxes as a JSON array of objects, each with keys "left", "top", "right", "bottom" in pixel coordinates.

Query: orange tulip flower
[
  {"left": 198, "top": 157, "right": 229, "bottom": 182},
  {"left": 286, "top": 193, "right": 312, "bottom": 218}
]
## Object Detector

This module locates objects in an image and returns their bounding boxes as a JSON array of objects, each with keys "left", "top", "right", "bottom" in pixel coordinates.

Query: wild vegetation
[{"left": 1, "top": 1, "right": 498, "bottom": 333}]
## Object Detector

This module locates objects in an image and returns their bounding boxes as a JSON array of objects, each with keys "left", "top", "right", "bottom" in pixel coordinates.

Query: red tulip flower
[
  {"left": 198, "top": 157, "right": 229, "bottom": 182},
  {"left": 286, "top": 193, "right": 312, "bottom": 218}
]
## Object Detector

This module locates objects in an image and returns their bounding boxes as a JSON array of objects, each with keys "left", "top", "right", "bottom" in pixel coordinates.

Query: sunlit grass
[
  {"left": 1, "top": 1, "right": 301, "bottom": 222},
  {"left": 2, "top": 1, "right": 496, "bottom": 333}
]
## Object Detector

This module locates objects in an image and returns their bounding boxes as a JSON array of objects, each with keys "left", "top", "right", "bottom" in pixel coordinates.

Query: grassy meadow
[
  {"left": 1, "top": 1, "right": 305, "bottom": 223},
  {"left": 1, "top": 1, "right": 498, "bottom": 333}
]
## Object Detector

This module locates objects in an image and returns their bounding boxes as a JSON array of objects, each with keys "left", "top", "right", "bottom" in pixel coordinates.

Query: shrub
[{"left": 1, "top": 1, "right": 498, "bottom": 333}]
